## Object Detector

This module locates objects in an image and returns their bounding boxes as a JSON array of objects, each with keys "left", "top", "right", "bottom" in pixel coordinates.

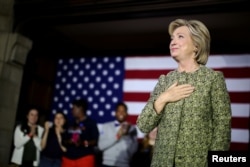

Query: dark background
[{"left": 14, "top": 0, "right": 250, "bottom": 122}]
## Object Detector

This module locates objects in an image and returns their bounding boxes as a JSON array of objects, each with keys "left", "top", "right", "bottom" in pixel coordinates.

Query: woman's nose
[{"left": 170, "top": 39, "right": 176, "bottom": 46}]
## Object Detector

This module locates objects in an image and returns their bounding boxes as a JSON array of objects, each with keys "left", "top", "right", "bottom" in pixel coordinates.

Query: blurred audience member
[
  {"left": 98, "top": 102, "right": 138, "bottom": 167},
  {"left": 39, "top": 111, "right": 67, "bottom": 167},
  {"left": 62, "top": 99, "right": 99, "bottom": 167},
  {"left": 131, "top": 127, "right": 157, "bottom": 167},
  {"left": 11, "top": 107, "right": 44, "bottom": 167},
  {"left": 141, "top": 127, "right": 157, "bottom": 157}
]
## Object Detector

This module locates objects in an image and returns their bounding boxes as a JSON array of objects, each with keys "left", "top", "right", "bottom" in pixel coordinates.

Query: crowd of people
[{"left": 10, "top": 100, "right": 148, "bottom": 167}]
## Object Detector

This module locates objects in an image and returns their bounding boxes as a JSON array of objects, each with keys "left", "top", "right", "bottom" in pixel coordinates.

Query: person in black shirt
[
  {"left": 62, "top": 99, "right": 99, "bottom": 167},
  {"left": 39, "top": 111, "right": 67, "bottom": 167}
]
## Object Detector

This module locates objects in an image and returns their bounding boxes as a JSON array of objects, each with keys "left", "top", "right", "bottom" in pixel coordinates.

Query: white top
[{"left": 11, "top": 124, "right": 44, "bottom": 166}]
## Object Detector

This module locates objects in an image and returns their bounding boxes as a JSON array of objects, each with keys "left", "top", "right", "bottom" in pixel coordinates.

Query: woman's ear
[{"left": 194, "top": 45, "right": 198, "bottom": 52}]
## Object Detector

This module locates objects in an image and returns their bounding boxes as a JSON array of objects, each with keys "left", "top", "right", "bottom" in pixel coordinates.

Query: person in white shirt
[
  {"left": 11, "top": 107, "right": 44, "bottom": 167},
  {"left": 98, "top": 102, "right": 138, "bottom": 167}
]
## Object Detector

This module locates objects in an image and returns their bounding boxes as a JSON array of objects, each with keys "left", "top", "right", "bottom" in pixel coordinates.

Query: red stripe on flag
[
  {"left": 231, "top": 117, "right": 250, "bottom": 129},
  {"left": 229, "top": 92, "right": 250, "bottom": 103},
  {"left": 125, "top": 70, "right": 170, "bottom": 79},
  {"left": 125, "top": 68, "right": 250, "bottom": 79},
  {"left": 230, "top": 142, "right": 249, "bottom": 151},
  {"left": 124, "top": 92, "right": 150, "bottom": 102},
  {"left": 214, "top": 68, "right": 250, "bottom": 78},
  {"left": 127, "top": 115, "right": 138, "bottom": 124}
]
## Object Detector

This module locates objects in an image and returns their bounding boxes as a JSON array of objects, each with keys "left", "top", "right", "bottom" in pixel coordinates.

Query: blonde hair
[{"left": 168, "top": 19, "right": 211, "bottom": 65}]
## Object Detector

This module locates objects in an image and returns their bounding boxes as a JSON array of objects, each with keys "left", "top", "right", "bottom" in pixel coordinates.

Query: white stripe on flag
[
  {"left": 126, "top": 102, "right": 147, "bottom": 115},
  {"left": 231, "top": 104, "right": 250, "bottom": 118},
  {"left": 127, "top": 102, "right": 250, "bottom": 117},
  {"left": 124, "top": 79, "right": 157, "bottom": 92},
  {"left": 231, "top": 129, "right": 249, "bottom": 143},
  {"left": 125, "top": 56, "right": 177, "bottom": 70},
  {"left": 125, "top": 55, "right": 250, "bottom": 70},
  {"left": 206, "top": 55, "right": 250, "bottom": 68},
  {"left": 226, "top": 79, "right": 250, "bottom": 92},
  {"left": 124, "top": 79, "right": 250, "bottom": 92}
]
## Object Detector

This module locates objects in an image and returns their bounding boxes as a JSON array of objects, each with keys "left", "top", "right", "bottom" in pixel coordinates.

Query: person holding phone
[{"left": 39, "top": 111, "right": 67, "bottom": 167}]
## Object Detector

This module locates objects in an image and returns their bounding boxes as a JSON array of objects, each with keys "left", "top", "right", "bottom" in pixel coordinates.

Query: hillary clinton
[{"left": 137, "top": 19, "right": 231, "bottom": 167}]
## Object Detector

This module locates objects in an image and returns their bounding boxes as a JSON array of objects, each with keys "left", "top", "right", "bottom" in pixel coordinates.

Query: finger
[
  {"left": 182, "top": 89, "right": 195, "bottom": 95},
  {"left": 183, "top": 87, "right": 195, "bottom": 92},
  {"left": 45, "top": 122, "right": 50, "bottom": 128},
  {"left": 178, "top": 84, "right": 194, "bottom": 89},
  {"left": 183, "top": 93, "right": 193, "bottom": 98},
  {"left": 180, "top": 86, "right": 195, "bottom": 92},
  {"left": 179, "top": 93, "right": 192, "bottom": 99},
  {"left": 177, "top": 88, "right": 194, "bottom": 95}
]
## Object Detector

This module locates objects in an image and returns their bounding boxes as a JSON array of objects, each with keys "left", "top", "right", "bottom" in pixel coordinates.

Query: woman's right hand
[
  {"left": 44, "top": 121, "right": 52, "bottom": 131},
  {"left": 154, "top": 82, "right": 195, "bottom": 114},
  {"left": 28, "top": 125, "right": 37, "bottom": 137}
]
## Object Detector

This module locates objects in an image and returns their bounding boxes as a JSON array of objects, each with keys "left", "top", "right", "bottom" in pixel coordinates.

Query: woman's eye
[{"left": 178, "top": 35, "right": 184, "bottom": 39}]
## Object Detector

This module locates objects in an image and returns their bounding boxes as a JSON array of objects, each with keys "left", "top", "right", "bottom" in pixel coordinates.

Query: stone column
[
  {"left": 0, "top": 0, "right": 33, "bottom": 166},
  {"left": 0, "top": 33, "right": 32, "bottom": 167}
]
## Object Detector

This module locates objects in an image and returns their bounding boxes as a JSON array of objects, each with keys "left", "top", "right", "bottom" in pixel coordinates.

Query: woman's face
[
  {"left": 169, "top": 26, "right": 196, "bottom": 61},
  {"left": 27, "top": 109, "right": 38, "bottom": 125},
  {"left": 54, "top": 113, "right": 66, "bottom": 127}
]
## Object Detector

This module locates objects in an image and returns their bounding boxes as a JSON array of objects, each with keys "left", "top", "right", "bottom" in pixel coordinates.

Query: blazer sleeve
[
  {"left": 136, "top": 75, "right": 166, "bottom": 133},
  {"left": 13, "top": 125, "right": 30, "bottom": 149},
  {"left": 210, "top": 71, "right": 232, "bottom": 150},
  {"left": 33, "top": 126, "right": 44, "bottom": 151}
]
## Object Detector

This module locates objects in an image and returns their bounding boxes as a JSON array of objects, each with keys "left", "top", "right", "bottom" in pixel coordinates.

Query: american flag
[{"left": 52, "top": 54, "right": 250, "bottom": 151}]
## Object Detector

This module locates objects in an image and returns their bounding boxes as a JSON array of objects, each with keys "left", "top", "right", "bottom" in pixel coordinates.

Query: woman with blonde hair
[{"left": 137, "top": 19, "right": 231, "bottom": 167}]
